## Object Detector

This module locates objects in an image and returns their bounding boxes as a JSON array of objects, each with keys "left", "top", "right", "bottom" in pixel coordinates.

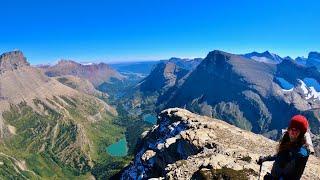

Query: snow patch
[
  {"left": 298, "top": 79, "right": 320, "bottom": 100},
  {"left": 299, "top": 80, "right": 309, "bottom": 94},
  {"left": 282, "top": 88, "right": 293, "bottom": 92},
  {"left": 251, "top": 56, "right": 271, "bottom": 63},
  {"left": 81, "top": 62, "right": 94, "bottom": 65},
  {"left": 309, "top": 87, "right": 320, "bottom": 99}
]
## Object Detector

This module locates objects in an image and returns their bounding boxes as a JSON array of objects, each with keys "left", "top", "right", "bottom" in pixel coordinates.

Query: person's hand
[{"left": 256, "top": 156, "right": 265, "bottom": 165}]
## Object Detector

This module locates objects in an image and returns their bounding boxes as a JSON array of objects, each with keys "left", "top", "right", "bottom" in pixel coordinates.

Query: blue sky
[{"left": 0, "top": 0, "right": 319, "bottom": 64}]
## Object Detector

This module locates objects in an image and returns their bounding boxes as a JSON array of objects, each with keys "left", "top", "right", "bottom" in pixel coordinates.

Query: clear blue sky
[{"left": 0, "top": 0, "right": 319, "bottom": 64}]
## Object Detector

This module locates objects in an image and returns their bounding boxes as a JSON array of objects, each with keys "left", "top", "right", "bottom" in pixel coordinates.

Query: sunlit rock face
[{"left": 0, "top": 50, "right": 29, "bottom": 73}]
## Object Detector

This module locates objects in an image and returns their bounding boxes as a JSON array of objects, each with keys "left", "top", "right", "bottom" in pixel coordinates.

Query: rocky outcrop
[
  {"left": 121, "top": 108, "right": 320, "bottom": 179},
  {"left": 0, "top": 50, "right": 29, "bottom": 73}
]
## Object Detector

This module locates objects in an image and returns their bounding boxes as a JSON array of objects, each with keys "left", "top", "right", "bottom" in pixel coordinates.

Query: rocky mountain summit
[
  {"left": 243, "top": 51, "right": 283, "bottom": 64},
  {"left": 138, "top": 61, "right": 189, "bottom": 93},
  {"left": 306, "top": 52, "right": 320, "bottom": 70},
  {"left": 121, "top": 108, "right": 320, "bottom": 179},
  {"left": 166, "top": 57, "right": 203, "bottom": 71},
  {"left": 0, "top": 50, "right": 29, "bottom": 73}
]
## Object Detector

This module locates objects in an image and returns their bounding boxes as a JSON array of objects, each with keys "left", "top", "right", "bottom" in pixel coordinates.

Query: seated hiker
[{"left": 257, "top": 115, "right": 311, "bottom": 180}]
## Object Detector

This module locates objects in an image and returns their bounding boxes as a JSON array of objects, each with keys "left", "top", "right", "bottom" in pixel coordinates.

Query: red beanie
[{"left": 289, "top": 115, "right": 309, "bottom": 135}]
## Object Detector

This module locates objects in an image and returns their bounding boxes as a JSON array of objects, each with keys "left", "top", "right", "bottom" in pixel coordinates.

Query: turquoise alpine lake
[
  {"left": 303, "top": 78, "right": 320, "bottom": 91},
  {"left": 106, "top": 138, "right": 128, "bottom": 157},
  {"left": 143, "top": 114, "right": 157, "bottom": 125},
  {"left": 276, "top": 77, "right": 294, "bottom": 90}
]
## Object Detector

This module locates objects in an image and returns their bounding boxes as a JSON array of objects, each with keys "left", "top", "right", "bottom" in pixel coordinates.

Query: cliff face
[
  {"left": 121, "top": 108, "right": 320, "bottom": 179},
  {"left": 139, "top": 62, "right": 189, "bottom": 93},
  {"left": 0, "top": 51, "right": 29, "bottom": 73}
]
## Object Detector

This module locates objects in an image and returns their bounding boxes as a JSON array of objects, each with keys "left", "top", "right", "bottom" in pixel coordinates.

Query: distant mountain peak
[
  {"left": 139, "top": 61, "right": 189, "bottom": 92},
  {"left": 308, "top": 51, "right": 320, "bottom": 59},
  {"left": 0, "top": 50, "right": 29, "bottom": 72},
  {"left": 278, "top": 56, "right": 297, "bottom": 66},
  {"left": 205, "top": 50, "right": 232, "bottom": 63},
  {"left": 168, "top": 57, "right": 202, "bottom": 63},
  {"left": 283, "top": 56, "right": 294, "bottom": 61},
  {"left": 56, "top": 59, "right": 80, "bottom": 66},
  {"left": 261, "top": 50, "right": 271, "bottom": 56},
  {"left": 56, "top": 59, "right": 109, "bottom": 68},
  {"left": 243, "top": 50, "right": 283, "bottom": 64},
  {"left": 169, "top": 57, "right": 182, "bottom": 61},
  {"left": 210, "top": 49, "right": 229, "bottom": 55},
  {"left": 43, "top": 58, "right": 124, "bottom": 87},
  {"left": 295, "top": 56, "right": 307, "bottom": 66}
]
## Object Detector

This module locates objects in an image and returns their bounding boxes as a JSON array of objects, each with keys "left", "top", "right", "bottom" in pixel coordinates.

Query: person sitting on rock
[{"left": 257, "top": 115, "right": 310, "bottom": 180}]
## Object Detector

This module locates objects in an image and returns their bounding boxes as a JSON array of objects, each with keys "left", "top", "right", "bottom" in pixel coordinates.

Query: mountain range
[
  {"left": 0, "top": 51, "right": 128, "bottom": 179},
  {"left": 0, "top": 49, "right": 320, "bottom": 179},
  {"left": 244, "top": 51, "right": 320, "bottom": 70},
  {"left": 124, "top": 50, "right": 320, "bottom": 157}
]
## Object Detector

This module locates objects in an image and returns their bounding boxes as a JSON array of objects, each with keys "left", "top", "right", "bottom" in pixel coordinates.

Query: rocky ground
[{"left": 121, "top": 108, "right": 320, "bottom": 179}]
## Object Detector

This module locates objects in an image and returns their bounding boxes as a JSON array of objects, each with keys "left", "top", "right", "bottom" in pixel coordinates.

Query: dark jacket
[{"left": 264, "top": 146, "right": 309, "bottom": 180}]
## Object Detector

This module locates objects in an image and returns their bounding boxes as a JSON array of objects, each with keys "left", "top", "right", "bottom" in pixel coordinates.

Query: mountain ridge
[
  {"left": 42, "top": 59, "right": 125, "bottom": 87},
  {"left": 243, "top": 51, "right": 283, "bottom": 64},
  {"left": 120, "top": 108, "right": 320, "bottom": 179}
]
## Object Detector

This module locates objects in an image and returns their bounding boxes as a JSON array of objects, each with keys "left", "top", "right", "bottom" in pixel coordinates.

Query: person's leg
[{"left": 264, "top": 173, "right": 275, "bottom": 180}]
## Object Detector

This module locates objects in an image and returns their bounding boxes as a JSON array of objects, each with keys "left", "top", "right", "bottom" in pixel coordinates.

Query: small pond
[
  {"left": 303, "top": 78, "right": 320, "bottom": 91},
  {"left": 143, "top": 114, "right": 157, "bottom": 125},
  {"left": 106, "top": 137, "right": 128, "bottom": 157},
  {"left": 276, "top": 77, "right": 294, "bottom": 90}
]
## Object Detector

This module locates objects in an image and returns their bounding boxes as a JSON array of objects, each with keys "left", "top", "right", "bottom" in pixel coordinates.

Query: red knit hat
[{"left": 289, "top": 115, "right": 309, "bottom": 135}]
